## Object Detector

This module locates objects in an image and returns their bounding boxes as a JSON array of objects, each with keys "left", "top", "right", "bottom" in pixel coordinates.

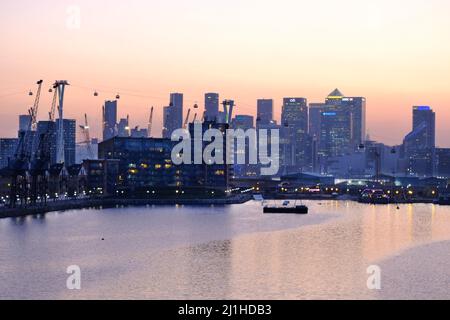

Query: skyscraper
[
  {"left": 319, "top": 106, "right": 352, "bottom": 158},
  {"left": 103, "top": 100, "right": 118, "bottom": 141},
  {"left": 309, "top": 103, "right": 326, "bottom": 140},
  {"left": 325, "top": 89, "right": 366, "bottom": 147},
  {"left": 163, "top": 93, "right": 184, "bottom": 139},
  {"left": 56, "top": 119, "right": 76, "bottom": 166},
  {"left": 403, "top": 106, "right": 436, "bottom": 177},
  {"left": 281, "top": 98, "right": 311, "bottom": 172},
  {"left": 257, "top": 99, "right": 274, "bottom": 127},
  {"left": 342, "top": 97, "right": 366, "bottom": 147},
  {"left": 205, "top": 93, "right": 219, "bottom": 122},
  {"left": 413, "top": 106, "right": 435, "bottom": 149},
  {"left": 170, "top": 93, "right": 184, "bottom": 128}
]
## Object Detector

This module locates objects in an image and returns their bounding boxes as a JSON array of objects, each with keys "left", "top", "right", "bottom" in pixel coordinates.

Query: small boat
[{"left": 264, "top": 201, "right": 309, "bottom": 215}]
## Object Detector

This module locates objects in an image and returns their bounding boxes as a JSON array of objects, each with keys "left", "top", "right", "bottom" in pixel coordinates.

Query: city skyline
[{"left": 1, "top": 1, "right": 450, "bottom": 146}]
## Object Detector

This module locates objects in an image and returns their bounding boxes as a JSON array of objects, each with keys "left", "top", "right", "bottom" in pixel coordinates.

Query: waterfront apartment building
[
  {"left": 98, "top": 132, "right": 232, "bottom": 194},
  {"left": 186, "top": 121, "right": 233, "bottom": 188},
  {"left": 99, "top": 137, "right": 179, "bottom": 188}
]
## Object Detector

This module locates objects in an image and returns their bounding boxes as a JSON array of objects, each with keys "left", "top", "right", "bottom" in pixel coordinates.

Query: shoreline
[
  {"left": 0, "top": 194, "right": 445, "bottom": 220},
  {"left": 0, "top": 195, "right": 252, "bottom": 219}
]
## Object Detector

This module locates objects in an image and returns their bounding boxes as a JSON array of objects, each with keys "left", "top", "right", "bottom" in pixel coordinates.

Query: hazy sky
[{"left": 1, "top": 0, "right": 450, "bottom": 146}]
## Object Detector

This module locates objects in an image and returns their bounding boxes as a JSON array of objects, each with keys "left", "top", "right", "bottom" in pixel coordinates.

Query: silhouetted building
[
  {"left": 309, "top": 103, "right": 326, "bottom": 141},
  {"left": 18, "top": 115, "right": 36, "bottom": 160},
  {"left": 130, "top": 128, "right": 148, "bottom": 138},
  {"left": 281, "top": 97, "right": 311, "bottom": 173},
  {"left": 187, "top": 121, "right": 232, "bottom": 188},
  {"left": 413, "top": 106, "right": 436, "bottom": 148},
  {"left": 36, "top": 121, "right": 57, "bottom": 164},
  {"left": 103, "top": 100, "right": 118, "bottom": 141},
  {"left": 117, "top": 118, "right": 129, "bottom": 137},
  {"left": 56, "top": 119, "right": 76, "bottom": 166},
  {"left": 436, "top": 148, "right": 450, "bottom": 178},
  {"left": 403, "top": 106, "right": 436, "bottom": 177},
  {"left": 0, "top": 138, "right": 18, "bottom": 169},
  {"left": 82, "top": 159, "right": 119, "bottom": 196},
  {"left": 99, "top": 137, "right": 180, "bottom": 188},
  {"left": 231, "top": 115, "right": 257, "bottom": 178},
  {"left": 205, "top": 93, "right": 219, "bottom": 122},
  {"left": 163, "top": 93, "right": 184, "bottom": 138},
  {"left": 231, "top": 115, "right": 254, "bottom": 129},
  {"left": 257, "top": 99, "right": 274, "bottom": 127},
  {"left": 319, "top": 105, "right": 352, "bottom": 158},
  {"left": 19, "top": 115, "right": 32, "bottom": 132},
  {"left": 36, "top": 120, "right": 75, "bottom": 166},
  {"left": 325, "top": 89, "right": 366, "bottom": 148}
]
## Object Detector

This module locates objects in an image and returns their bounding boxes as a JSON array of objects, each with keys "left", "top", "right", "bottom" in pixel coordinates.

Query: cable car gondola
[
  {"left": 28, "top": 90, "right": 33, "bottom": 96},
  {"left": 94, "top": 91, "right": 99, "bottom": 97}
]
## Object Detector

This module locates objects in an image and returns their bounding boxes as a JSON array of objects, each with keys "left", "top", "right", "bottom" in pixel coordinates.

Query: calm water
[{"left": 0, "top": 201, "right": 449, "bottom": 300}]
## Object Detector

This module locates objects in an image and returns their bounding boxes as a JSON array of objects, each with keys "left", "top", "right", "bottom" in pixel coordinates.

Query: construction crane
[
  {"left": 15, "top": 80, "right": 43, "bottom": 162},
  {"left": 29, "top": 80, "right": 43, "bottom": 131},
  {"left": 79, "top": 113, "right": 94, "bottom": 159},
  {"left": 48, "top": 84, "right": 58, "bottom": 121},
  {"left": 183, "top": 108, "right": 191, "bottom": 129},
  {"left": 148, "top": 106, "right": 154, "bottom": 138}
]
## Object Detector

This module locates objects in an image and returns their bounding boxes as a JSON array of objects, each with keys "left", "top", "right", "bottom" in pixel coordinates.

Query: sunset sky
[{"left": 1, "top": 0, "right": 450, "bottom": 146}]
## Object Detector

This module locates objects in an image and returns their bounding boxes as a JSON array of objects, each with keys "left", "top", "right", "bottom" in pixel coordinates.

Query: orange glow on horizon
[{"left": 1, "top": 0, "right": 450, "bottom": 146}]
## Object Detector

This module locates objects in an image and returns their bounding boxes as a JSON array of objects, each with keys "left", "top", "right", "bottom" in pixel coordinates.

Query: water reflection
[{"left": 1, "top": 201, "right": 450, "bottom": 299}]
